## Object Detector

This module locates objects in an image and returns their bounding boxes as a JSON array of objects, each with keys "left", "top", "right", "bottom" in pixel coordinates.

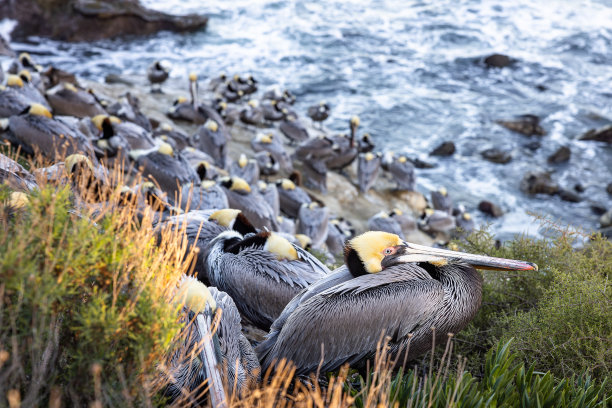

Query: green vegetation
[
  {"left": 0, "top": 162, "right": 610, "bottom": 406},
  {"left": 0, "top": 178, "right": 187, "bottom": 406}
]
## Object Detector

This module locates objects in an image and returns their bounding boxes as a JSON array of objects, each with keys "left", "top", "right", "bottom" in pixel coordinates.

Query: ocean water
[{"left": 5, "top": 0, "right": 612, "bottom": 239}]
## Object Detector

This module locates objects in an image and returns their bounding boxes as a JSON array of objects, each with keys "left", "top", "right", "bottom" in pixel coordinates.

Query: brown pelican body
[
  {"left": 420, "top": 208, "right": 456, "bottom": 236},
  {"left": 219, "top": 177, "right": 278, "bottom": 231},
  {"left": 325, "top": 116, "right": 360, "bottom": 173},
  {"left": 45, "top": 82, "right": 106, "bottom": 118},
  {"left": 296, "top": 202, "right": 329, "bottom": 248},
  {"left": 276, "top": 178, "right": 312, "bottom": 219},
  {"left": 7, "top": 72, "right": 50, "bottom": 110},
  {"left": 257, "top": 231, "right": 537, "bottom": 375},
  {"left": 240, "top": 100, "right": 265, "bottom": 126},
  {"left": 153, "top": 123, "right": 191, "bottom": 151},
  {"left": 307, "top": 102, "right": 330, "bottom": 128},
  {"left": 106, "top": 92, "right": 152, "bottom": 132},
  {"left": 9, "top": 103, "right": 93, "bottom": 159},
  {"left": 255, "top": 151, "right": 280, "bottom": 178},
  {"left": 368, "top": 211, "right": 405, "bottom": 239},
  {"left": 431, "top": 187, "right": 453, "bottom": 214},
  {"left": 179, "top": 180, "right": 229, "bottom": 212},
  {"left": 251, "top": 132, "right": 293, "bottom": 173},
  {"left": 132, "top": 143, "right": 199, "bottom": 197},
  {"left": 194, "top": 119, "right": 229, "bottom": 169},
  {"left": 229, "top": 154, "right": 259, "bottom": 185},
  {"left": 147, "top": 60, "right": 170, "bottom": 93},
  {"left": 0, "top": 84, "right": 35, "bottom": 117},
  {"left": 261, "top": 99, "right": 285, "bottom": 122},
  {"left": 325, "top": 218, "right": 353, "bottom": 257},
  {"left": 454, "top": 207, "right": 475, "bottom": 234},
  {"left": 257, "top": 181, "right": 280, "bottom": 219},
  {"left": 163, "top": 277, "right": 260, "bottom": 404},
  {"left": 302, "top": 158, "right": 328, "bottom": 193},
  {"left": 206, "top": 230, "right": 331, "bottom": 330},
  {"left": 280, "top": 114, "right": 309, "bottom": 144},
  {"left": 357, "top": 152, "right": 381, "bottom": 193},
  {"left": 382, "top": 152, "right": 416, "bottom": 191}
]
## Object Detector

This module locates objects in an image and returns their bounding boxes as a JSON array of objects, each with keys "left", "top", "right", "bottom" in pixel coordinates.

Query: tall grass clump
[
  {"left": 452, "top": 217, "right": 611, "bottom": 385},
  {"left": 0, "top": 155, "right": 191, "bottom": 406}
]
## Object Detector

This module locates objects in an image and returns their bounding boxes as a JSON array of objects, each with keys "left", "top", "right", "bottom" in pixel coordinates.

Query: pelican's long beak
[
  {"left": 396, "top": 242, "right": 538, "bottom": 271},
  {"left": 195, "top": 310, "right": 227, "bottom": 407}
]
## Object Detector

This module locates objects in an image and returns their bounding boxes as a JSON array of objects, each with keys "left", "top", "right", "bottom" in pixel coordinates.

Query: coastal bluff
[{"left": 0, "top": 0, "right": 208, "bottom": 41}]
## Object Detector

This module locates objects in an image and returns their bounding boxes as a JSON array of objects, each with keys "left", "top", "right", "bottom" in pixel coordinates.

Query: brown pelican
[
  {"left": 257, "top": 180, "right": 280, "bottom": 219},
  {"left": 147, "top": 60, "right": 170, "bottom": 93},
  {"left": 276, "top": 215, "right": 296, "bottom": 235},
  {"left": 194, "top": 119, "right": 229, "bottom": 169},
  {"left": 106, "top": 92, "right": 152, "bottom": 132},
  {"left": 229, "top": 154, "right": 259, "bottom": 185},
  {"left": 419, "top": 208, "right": 457, "bottom": 237},
  {"left": 296, "top": 202, "right": 329, "bottom": 249},
  {"left": 389, "top": 208, "right": 417, "bottom": 235},
  {"left": 431, "top": 187, "right": 453, "bottom": 214},
  {"left": 307, "top": 101, "right": 330, "bottom": 129},
  {"left": 368, "top": 211, "right": 405, "bottom": 239},
  {"left": 91, "top": 114, "right": 156, "bottom": 158},
  {"left": 9, "top": 103, "right": 93, "bottom": 159},
  {"left": 45, "top": 82, "right": 106, "bottom": 118},
  {"left": 261, "top": 99, "right": 285, "bottom": 122},
  {"left": 255, "top": 151, "right": 280, "bottom": 178},
  {"left": 257, "top": 231, "right": 537, "bottom": 375},
  {"left": 240, "top": 99, "right": 265, "bottom": 126},
  {"left": 163, "top": 276, "right": 259, "bottom": 404},
  {"left": 301, "top": 158, "right": 328, "bottom": 193},
  {"left": 132, "top": 142, "right": 200, "bottom": 197},
  {"left": 219, "top": 176, "right": 278, "bottom": 231},
  {"left": 325, "top": 116, "right": 360, "bottom": 173},
  {"left": 206, "top": 230, "right": 331, "bottom": 330},
  {"left": 179, "top": 180, "right": 229, "bottom": 212},
  {"left": 6, "top": 73, "right": 50, "bottom": 110},
  {"left": 276, "top": 178, "right": 312, "bottom": 219},
  {"left": 453, "top": 206, "right": 475, "bottom": 234},
  {"left": 160, "top": 209, "right": 256, "bottom": 284},
  {"left": 0, "top": 83, "right": 30, "bottom": 118},
  {"left": 251, "top": 132, "right": 293, "bottom": 172},
  {"left": 325, "top": 218, "right": 353, "bottom": 257},
  {"left": 358, "top": 133, "right": 375, "bottom": 153},
  {"left": 382, "top": 152, "right": 416, "bottom": 191},
  {"left": 357, "top": 151, "right": 381, "bottom": 193},
  {"left": 279, "top": 114, "right": 309, "bottom": 144},
  {"left": 153, "top": 123, "right": 191, "bottom": 151}
]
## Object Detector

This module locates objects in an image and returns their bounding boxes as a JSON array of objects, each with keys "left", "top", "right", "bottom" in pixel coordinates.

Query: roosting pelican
[{"left": 257, "top": 231, "right": 537, "bottom": 375}]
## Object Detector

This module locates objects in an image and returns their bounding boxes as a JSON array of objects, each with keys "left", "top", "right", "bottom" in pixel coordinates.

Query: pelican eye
[{"left": 383, "top": 247, "right": 397, "bottom": 256}]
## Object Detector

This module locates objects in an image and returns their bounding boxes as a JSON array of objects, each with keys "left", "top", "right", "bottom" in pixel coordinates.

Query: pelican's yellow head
[
  {"left": 175, "top": 276, "right": 216, "bottom": 313},
  {"left": 158, "top": 142, "right": 174, "bottom": 156},
  {"left": 238, "top": 154, "right": 248, "bottom": 168},
  {"left": 7, "top": 75, "right": 24, "bottom": 88},
  {"left": 160, "top": 123, "right": 173, "bottom": 132},
  {"left": 226, "top": 176, "right": 251, "bottom": 193},
  {"left": 65, "top": 154, "right": 94, "bottom": 175},
  {"left": 256, "top": 133, "right": 273, "bottom": 144},
  {"left": 92, "top": 115, "right": 120, "bottom": 131},
  {"left": 9, "top": 192, "right": 29, "bottom": 209},
  {"left": 392, "top": 208, "right": 403, "bottom": 216},
  {"left": 205, "top": 119, "right": 218, "bottom": 132},
  {"left": 189, "top": 72, "right": 198, "bottom": 82},
  {"left": 462, "top": 212, "right": 472, "bottom": 221},
  {"left": 63, "top": 82, "right": 78, "bottom": 92},
  {"left": 176, "top": 96, "right": 188, "bottom": 104},
  {"left": 248, "top": 99, "right": 258, "bottom": 108},
  {"left": 350, "top": 115, "right": 360, "bottom": 128},
  {"left": 209, "top": 208, "right": 241, "bottom": 227},
  {"left": 29, "top": 103, "right": 52, "bottom": 118},
  {"left": 295, "top": 234, "right": 311, "bottom": 249},
  {"left": 264, "top": 232, "right": 298, "bottom": 261},
  {"left": 346, "top": 231, "right": 402, "bottom": 274},
  {"left": 280, "top": 178, "right": 295, "bottom": 190},
  {"left": 364, "top": 152, "right": 375, "bottom": 161},
  {"left": 201, "top": 179, "right": 216, "bottom": 189},
  {"left": 398, "top": 156, "right": 407, "bottom": 163},
  {"left": 439, "top": 187, "right": 447, "bottom": 196}
]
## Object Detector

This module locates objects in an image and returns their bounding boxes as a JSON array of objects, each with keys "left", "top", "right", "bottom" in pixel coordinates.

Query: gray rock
[
  {"left": 430, "top": 141, "right": 455, "bottom": 156},
  {"left": 579, "top": 125, "right": 612, "bottom": 144},
  {"left": 484, "top": 54, "right": 512, "bottom": 68},
  {"left": 547, "top": 146, "right": 571, "bottom": 164},
  {"left": 478, "top": 200, "right": 503, "bottom": 217},
  {"left": 481, "top": 148, "right": 512, "bottom": 164},
  {"left": 600, "top": 209, "right": 612, "bottom": 228},
  {"left": 559, "top": 189, "right": 581, "bottom": 203},
  {"left": 497, "top": 115, "right": 545, "bottom": 137},
  {"left": 520, "top": 171, "right": 559, "bottom": 195}
]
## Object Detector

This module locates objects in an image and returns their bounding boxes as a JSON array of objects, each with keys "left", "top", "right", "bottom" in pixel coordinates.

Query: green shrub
[
  {"left": 0, "top": 178, "right": 187, "bottom": 406},
  {"left": 451, "top": 219, "right": 611, "bottom": 386}
]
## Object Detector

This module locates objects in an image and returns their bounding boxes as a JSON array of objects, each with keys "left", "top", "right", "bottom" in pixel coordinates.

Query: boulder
[
  {"left": 579, "top": 125, "right": 612, "bottom": 144},
  {"left": 547, "top": 146, "right": 570, "bottom": 164},
  {"left": 483, "top": 54, "right": 513, "bottom": 68},
  {"left": 607, "top": 182, "right": 612, "bottom": 195},
  {"left": 558, "top": 189, "right": 581, "bottom": 203},
  {"left": 481, "top": 147, "right": 512, "bottom": 164},
  {"left": 496, "top": 114, "right": 545, "bottom": 137},
  {"left": 520, "top": 171, "right": 559, "bottom": 195},
  {"left": 1, "top": 0, "right": 208, "bottom": 42},
  {"left": 478, "top": 200, "right": 503, "bottom": 217},
  {"left": 429, "top": 141, "right": 455, "bottom": 157}
]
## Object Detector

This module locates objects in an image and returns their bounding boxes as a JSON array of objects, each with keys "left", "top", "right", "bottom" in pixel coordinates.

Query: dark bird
[
  {"left": 45, "top": 82, "right": 106, "bottom": 118},
  {"left": 296, "top": 202, "right": 329, "bottom": 249},
  {"left": 219, "top": 176, "right": 278, "bottom": 231},
  {"left": 153, "top": 123, "right": 191, "bottom": 151},
  {"left": 367, "top": 211, "right": 405, "bottom": 239},
  {"left": 276, "top": 178, "right": 311, "bottom": 219},
  {"left": 279, "top": 114, "right": 309, "bottom": 144},
  {"left": 179, "top": 180, "right": 229, "bottom": 212},
  {"left": 357, "top": 151, "right": 381, "bottom": 193},
  {"left": 382, "top": 152, "right": 416, "bottom": 191},
  {"left": 251, "top": 132, "right": 292, "bottom": 172},
  {"left": 257, "top": 231, "right": 537, "bottom": 376},
  {"left": 307, "top": 101, "right": 330, "bottom": 128},
  {"left": 206, "top": 230, "right": 331, "bottom": 330},
  {"left": 229, "top": 154, "right": 259, "bottom": 185},
  {"left": 431, "top": 187, "right": 453, "bottom": 214},
  {"left": 147, "top": 60, "right": 170, "bottom": 93},
  {"left": 255, "top": 151, "right": 280, "bottom": 178},
  {"left": 240, "top": 99, "right": 265, "bottom": 126},
  {"left": 194, "top": 119, "right": 229, "bottom": 169},
  {"left": 325, "top": 116, "right": 360, "bottom": 173},
  {"left": 163, "top": 276, "right": 260, "bottom": 404}
]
